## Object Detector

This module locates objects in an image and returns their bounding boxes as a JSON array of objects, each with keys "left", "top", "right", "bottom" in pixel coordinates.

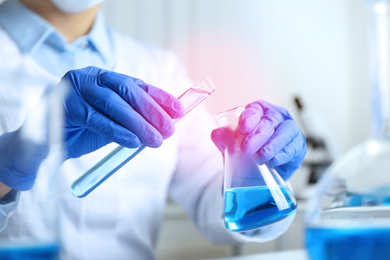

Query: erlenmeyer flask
[
  {"left": 305, "top": 1, "right": 390, "bottom": 259},
  {"left": 216, "top": 107, "right": 297, "bottom": 232}
]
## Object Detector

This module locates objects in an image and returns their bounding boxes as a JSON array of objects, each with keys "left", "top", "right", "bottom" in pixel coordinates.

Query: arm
[{"left": 152, "top": 49, "right": 300, "bottom": 243}]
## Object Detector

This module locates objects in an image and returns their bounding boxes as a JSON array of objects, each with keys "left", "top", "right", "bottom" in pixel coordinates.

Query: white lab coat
[{"left": 0, "top": 27, "right": 294, "bottom": 260}]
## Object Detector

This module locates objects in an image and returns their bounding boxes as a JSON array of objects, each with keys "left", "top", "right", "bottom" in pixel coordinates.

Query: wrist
[
  {"left": 0, "top": 181, "right": 12, "bottom": 200},
  {"left": 0, "top": 130, "right": 46, "bottom": 190}
]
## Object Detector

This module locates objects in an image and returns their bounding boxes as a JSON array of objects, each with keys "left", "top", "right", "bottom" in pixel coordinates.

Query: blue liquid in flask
[
  {"left": 224, "top": 186, "right": 297, "bottom": 232},
  {"left": 306, "top": 227, "right": 390, "bottom": 260},
  {"left": 0, "top": 243, "right": 59, "bottom": 260}
]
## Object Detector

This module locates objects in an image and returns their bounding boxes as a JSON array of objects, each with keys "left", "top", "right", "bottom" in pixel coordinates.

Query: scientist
[{"left": 0, "top": 0, "right": 306, "bottom": 259}]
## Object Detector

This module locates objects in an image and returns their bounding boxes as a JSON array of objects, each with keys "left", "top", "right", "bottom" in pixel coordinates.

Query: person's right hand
[
  {"left": 62, "top": 66, "right": 184, "bottom": 158},
  {"left": 0, "top": 130, "right": 48, "bottom": 190}
]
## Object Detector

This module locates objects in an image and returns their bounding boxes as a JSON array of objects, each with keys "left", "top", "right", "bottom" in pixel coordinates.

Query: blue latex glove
[
  {"left": 211, "top": 100, "right": 306, "bottom": 180},
  {"left": 63, "top": 66, "right": 185, "bottom": 158},
  {"left": 0, "top": 66, "right": 184, "bottom": 190},
  {"left": 0, "top": 130, "right": 48, "bottom": 190}
]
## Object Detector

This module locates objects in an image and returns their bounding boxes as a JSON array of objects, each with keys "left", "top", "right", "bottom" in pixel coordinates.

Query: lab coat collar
[
  {"left": 88, "top": 11, "right": 113, "bottom": 65},
  {"left": 0, "top": 0, "right": 54, "bottom": 55},
  {"left": 0, "top": 0, "right": 113, "bottom": 65}
]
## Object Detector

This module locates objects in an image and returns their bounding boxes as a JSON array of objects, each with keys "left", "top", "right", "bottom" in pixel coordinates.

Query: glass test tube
[{"left": 71, "top": 78, "right": 216, "bottom": 198}]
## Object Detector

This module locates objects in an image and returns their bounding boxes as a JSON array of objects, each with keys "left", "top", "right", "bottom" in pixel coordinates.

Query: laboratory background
[
  {"left": 0, "top": 0, "right": 382, "bottom": 259},
  {"left": 102, "top": 0, "right": 371, "bottom": 259}
]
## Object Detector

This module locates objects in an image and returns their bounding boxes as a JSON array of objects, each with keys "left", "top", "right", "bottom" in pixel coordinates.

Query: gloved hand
[
  {"left": 0, "top": 66, "right": 184, "bottom": 191},
  {"left": 211, "top": 100, "right": 306, "bottom": 180},
  {"left": 63, "top": 66, "right": 184, "bottom": 158},
  {"left": 0, "top": 129, "right": 49, "bottom": 190}
]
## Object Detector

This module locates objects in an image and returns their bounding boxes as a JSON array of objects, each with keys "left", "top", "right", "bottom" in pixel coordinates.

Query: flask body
[{"left": 216, "top": 107, "right": 297, "bottom": 232}]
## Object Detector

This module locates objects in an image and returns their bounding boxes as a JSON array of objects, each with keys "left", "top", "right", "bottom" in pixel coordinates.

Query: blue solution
[
  {"left": 224, "top": 186, "right": 297, "bottom": 232},
  {"left": 306, "top": 227, "right": 390, "bottom": 260},
  {"left": 0, "top": 243, "right": 59, "bottom": 260}
]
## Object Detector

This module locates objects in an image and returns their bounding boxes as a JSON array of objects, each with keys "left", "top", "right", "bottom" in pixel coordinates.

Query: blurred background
[{"left": 102, "top": 0, "right": 372, "bottom": 259}]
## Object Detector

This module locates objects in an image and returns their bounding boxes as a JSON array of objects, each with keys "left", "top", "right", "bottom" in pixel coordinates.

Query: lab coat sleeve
[
  {"left": 0, "top": 189, "right": 19, "bottom": 232},
  {"left": 165, "top": 53, "right": 295, "bottom": 244}
]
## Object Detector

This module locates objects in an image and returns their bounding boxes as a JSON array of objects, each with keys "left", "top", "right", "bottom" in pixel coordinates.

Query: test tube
[{"left": 71, "top": 78, "right": 216, "bottom": 198}]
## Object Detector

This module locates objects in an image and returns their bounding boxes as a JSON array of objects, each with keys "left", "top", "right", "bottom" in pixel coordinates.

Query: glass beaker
[
  {"left": 0, "top": 84, "right": 64, "bottom": 259},
  {"left": 216, "top": 107, "right": 297, "bottom": 232},
  {"left": 305, "top": 1, "right": 390, "bottom": 259}
]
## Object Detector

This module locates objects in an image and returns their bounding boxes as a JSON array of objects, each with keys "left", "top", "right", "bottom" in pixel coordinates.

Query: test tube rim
[{"left": 193, "top": 77, "right": 216, "bottom": 95}]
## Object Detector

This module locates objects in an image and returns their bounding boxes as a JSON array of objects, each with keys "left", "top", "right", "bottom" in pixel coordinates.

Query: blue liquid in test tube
[{"left": 71, "top": 78, "right": 215, "bottom": 198}]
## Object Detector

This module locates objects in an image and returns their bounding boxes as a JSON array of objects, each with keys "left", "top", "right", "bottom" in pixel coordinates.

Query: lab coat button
[{"left": 81, "top": 41, "right": 89, "bottom": 48}]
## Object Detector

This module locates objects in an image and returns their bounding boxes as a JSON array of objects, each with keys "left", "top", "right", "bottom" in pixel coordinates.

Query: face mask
[{"left": 50, "top": 0, "right": 105, "bottom": 14}]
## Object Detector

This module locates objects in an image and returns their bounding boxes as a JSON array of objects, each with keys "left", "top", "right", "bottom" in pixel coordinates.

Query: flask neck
[
  {"left": 215, "top": 106, "right": 245, "bottom": 129},
  {"left": 215, "top": 106, "right": 246, "bottom": 152},
  {"left": 370, "top": 0, "right": 390, "bottom": 139}
]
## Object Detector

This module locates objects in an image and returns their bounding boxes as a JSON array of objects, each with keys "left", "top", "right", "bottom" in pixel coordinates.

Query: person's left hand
[{"left": 211, "top": 100, "right": 306, "bottom": 180}]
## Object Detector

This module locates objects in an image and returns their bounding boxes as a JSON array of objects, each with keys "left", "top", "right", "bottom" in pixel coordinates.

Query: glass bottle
[
  {"left": 305, "top": 1, "right": 390, "bottom": 259},
  {"left": 0, "top": 84, "right": 64, "bottom": 260},
  {"left": 216, "top": 107, "right": 297, "bottom": 232}
]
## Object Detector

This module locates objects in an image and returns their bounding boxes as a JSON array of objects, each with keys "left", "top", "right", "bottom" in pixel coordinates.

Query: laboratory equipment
[
  {"left": 294, "top": 96, "right": 338, "bottom": 184},
  {"left": 292, "top": 97, "right": 338, "bottom": 200},
  {"left": 71, "top": 78, "right": 215, "bottom": 198},
  {"left": 0, "top": 84, "right": 64, "bottom": 260},
  {"left": 305, "top": 1, "right": 390, "bottom": 259},
  {"left": 216, "top": 107, "right": 297, "bottom": 232}
]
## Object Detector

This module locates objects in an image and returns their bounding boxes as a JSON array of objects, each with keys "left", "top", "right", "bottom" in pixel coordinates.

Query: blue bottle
[
  {"left": 0, "top": 243, "right": 59, "bottom": 260},
  {"left": 306, "top": 227, "right": 390, "bottom": 260}
]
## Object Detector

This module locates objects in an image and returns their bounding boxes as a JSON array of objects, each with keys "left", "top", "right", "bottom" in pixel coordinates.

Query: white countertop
[{"left": 203, "top": 249, "right": 309, "bottom": 260}]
